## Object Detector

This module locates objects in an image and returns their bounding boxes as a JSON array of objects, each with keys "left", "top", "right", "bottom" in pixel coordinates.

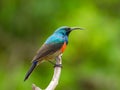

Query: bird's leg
[
  {"left": 48, "top": 60, "right": 56, "bottom": 65},
  {"left": 48, "top": 55, "right": 62, "bottom": 67},
  {"left": 48, "top": 60, "right": 62, "bottom": 68}
]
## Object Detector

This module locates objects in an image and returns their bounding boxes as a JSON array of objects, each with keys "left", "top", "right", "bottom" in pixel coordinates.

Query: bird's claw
[{"left": 54, "top": 64, "right": 62, "bottom": 68}]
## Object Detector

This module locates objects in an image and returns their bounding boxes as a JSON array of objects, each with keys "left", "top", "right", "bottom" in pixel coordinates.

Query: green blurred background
[{"left": 0, "top": 0, "right": 120, "bottom": 90}]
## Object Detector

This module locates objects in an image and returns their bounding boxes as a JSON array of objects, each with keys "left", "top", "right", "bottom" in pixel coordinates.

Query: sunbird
[{"left": 24, "top": 26, "right": 84, "bottom": 81}]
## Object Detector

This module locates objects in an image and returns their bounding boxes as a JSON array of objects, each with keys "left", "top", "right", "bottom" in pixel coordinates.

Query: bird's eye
[{"left": 66, "top": 28, "right": 71, "bottom": 31}]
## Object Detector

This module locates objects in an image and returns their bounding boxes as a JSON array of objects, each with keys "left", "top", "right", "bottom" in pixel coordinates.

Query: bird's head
[{"left": 55, "top": 26, "right": 84, "bottom": 36}]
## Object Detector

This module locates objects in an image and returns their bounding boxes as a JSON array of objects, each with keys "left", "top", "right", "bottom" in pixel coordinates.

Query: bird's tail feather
[{"left": 24, "top": 61, "right": 38, "bottom": 81}]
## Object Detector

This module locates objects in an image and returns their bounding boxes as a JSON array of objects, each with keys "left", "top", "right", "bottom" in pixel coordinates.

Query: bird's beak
[{"left": 70, "top": 27, "right": 85, "bottom": 31}]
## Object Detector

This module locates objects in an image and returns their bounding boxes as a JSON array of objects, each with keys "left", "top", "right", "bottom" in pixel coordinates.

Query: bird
[{"left": 24, "top": 26, "right": 84, "bottom": 81}]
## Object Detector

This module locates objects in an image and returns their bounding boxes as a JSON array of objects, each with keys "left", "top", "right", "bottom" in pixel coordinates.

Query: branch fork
[{"left": 32, "top": 54, "right": 62, "bottom": 90}]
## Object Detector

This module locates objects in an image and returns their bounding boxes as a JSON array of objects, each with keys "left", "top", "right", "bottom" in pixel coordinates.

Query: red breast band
[{"left": 60, "top": 42, "right": 67, "bottom": 53}]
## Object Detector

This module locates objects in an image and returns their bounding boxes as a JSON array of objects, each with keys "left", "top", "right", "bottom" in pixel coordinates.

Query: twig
[{"left": 32, "top": 54, "right": 62, "bottom": 90}]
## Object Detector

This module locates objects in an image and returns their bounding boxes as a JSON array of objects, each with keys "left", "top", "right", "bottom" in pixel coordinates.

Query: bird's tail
[{"left": 24, "top": 61, "right": 38, "bottom": 81}]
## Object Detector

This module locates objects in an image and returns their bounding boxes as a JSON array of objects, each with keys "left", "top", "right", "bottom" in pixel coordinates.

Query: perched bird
[{"left": 24, "top": 26, "right": 84, "bottom": 81}]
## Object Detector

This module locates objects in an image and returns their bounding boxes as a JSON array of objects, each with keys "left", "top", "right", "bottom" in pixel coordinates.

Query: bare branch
[
  {"left": 32, "top": 54, "right": 62, "bottom": 90},
  {"left": 46, "top": 54, "right": 62, "bottom": 90},
  {"left": 32, "top": 84, "right": 41, "bottom": 90}
]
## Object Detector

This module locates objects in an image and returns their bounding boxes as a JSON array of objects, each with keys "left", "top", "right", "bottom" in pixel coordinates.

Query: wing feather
[{"left": 32, "top": 43, "right": 63, "bottom": 62}]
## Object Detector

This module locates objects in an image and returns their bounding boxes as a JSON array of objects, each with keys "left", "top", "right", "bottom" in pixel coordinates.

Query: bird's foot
[{"left": 54, "top": 64, "right": 62, "bottom": 68}]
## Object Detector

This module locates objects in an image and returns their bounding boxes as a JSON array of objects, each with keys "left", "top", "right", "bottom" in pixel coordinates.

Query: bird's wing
[{"left": 32, "top": 43, "right": 63, "bottom": 62}]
